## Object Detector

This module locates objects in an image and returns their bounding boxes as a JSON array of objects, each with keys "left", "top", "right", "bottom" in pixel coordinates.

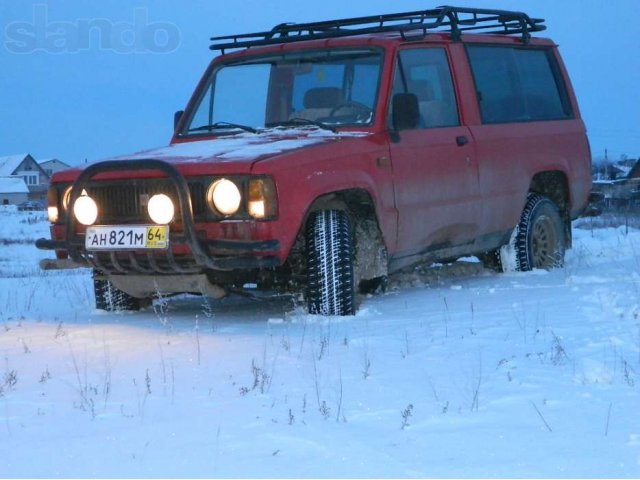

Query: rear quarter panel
[
  {"left": 460, "top": 41, "right": 592, "bottom": 233},
  {"left": 471, "top": 119, "right": 591, "bottom": 233}
]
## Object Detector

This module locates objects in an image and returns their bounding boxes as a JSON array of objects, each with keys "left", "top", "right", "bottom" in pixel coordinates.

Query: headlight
[
  {"left": 47, "top": 184, "right": 69, "bottom": 223},
  {"left": 73, "top": 192, "right": 98, "bottom": 226},
  {"left": 208, "top": 179, "right": 241, "bottom": 216},
  {"left": 148, "top": 194, "right": 174, "bottom": 224},
  {"left": 47, "top": 206, "right": 59, "bottom": 223},
  {"left": 62, "top": 186, "right": 73, "bottom": 210}
]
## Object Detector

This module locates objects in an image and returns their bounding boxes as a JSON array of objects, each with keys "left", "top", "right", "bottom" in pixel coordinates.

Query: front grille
[{"left": 86, "top": 178, "right": 208, "bottom": 224}]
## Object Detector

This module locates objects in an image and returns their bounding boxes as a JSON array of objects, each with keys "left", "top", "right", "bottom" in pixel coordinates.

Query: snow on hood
[{"left": 114, "top": 127, "right": 369, "bottom": 163}]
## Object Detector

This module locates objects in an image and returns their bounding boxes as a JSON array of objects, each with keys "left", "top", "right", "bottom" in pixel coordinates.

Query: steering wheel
[{"left": 329, "top": 101, "right": 373, "bottom": 122}]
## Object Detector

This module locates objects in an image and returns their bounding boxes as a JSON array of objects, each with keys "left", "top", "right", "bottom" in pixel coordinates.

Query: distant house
[
  {"left": 591, "top": 157, "right": 640, "bottom": 209},
  {"left": 39, "top": 158, "right": 71, "bottom": 177},
  {"left": 628, "top": 159, "right": 640, "bottom": 179},
  {"left": 0, "top": 153, "right": 49, "bottom": 202},
  {"left": 592, "top": 163, "right": 625, "bottom": 181},
  {"left": 0, "top": 177, "right": 29, "bottom": 206}
]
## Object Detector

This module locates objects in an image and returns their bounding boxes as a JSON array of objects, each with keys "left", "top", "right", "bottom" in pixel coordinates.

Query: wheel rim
[{"left": 531, "top": 214, "right": 559, "bottom": 268}]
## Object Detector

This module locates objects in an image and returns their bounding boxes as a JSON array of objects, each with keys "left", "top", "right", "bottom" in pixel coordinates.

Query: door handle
[
  {"left": 376, "top": 156, "right": 391, "bottom": 168},
  {"left": 456, "top": 135, "right": 469, "bottom": 147}
]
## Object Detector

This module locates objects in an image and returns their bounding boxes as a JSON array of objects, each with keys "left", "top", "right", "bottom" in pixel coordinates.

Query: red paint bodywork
[{"left": 48, "top": 32, "right": 591, "bottom": 272}]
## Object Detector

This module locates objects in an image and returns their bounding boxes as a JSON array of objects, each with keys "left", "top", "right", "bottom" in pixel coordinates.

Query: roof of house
[
  {"left": 628, "top": 159, "right": 640, "bottom": 179},
  {"left": 0, "top": 154, "right": 30, "bottom": 176},
  {"left": 39, "top": 158, "right": 69, "bottom": 167},
  {"left": 0, "top": 176, "right": 29, "bottom": 194}
]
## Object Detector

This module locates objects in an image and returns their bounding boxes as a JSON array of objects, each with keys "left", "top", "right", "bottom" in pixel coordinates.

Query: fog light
[
  {"left": 148, "top": 194, "right": 174, "bottom": 224},
  {"left": 208, "top": 179, "right": 241, "bottom": 216},
  {"left": 73, "top": 193, "right": 98, "bottom": 226}
]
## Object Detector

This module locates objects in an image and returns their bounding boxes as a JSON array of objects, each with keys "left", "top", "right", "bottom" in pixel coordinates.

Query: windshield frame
[{"left": 177, "top": 46, "right": 385, "bottom": 138}]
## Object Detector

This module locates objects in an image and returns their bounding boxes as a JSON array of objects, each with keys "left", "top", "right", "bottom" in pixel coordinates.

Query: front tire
[
  {"left": 500, "top": 194, "right": 566, "bottom": 272},
  {"left": 94, "top": 273, "right": 142, "bottom": 311},
  {"left": 305, "top": 210, "right": 355, "bottom": 316}
]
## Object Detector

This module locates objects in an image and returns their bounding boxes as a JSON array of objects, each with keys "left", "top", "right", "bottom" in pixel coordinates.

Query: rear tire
[
  {"left": 501, "top": 194, "right": 566, "bottom": 272},
  {"left": 305, "top": 210, "right": 355, "bottom": 316},
  {"left": 94, "top": 274, "right": 142, "bottom": 311}
]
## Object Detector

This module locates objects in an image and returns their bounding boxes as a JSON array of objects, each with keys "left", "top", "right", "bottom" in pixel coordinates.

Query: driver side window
[{"left": 391, "top": 48, "right": 459, "bottom": 129}]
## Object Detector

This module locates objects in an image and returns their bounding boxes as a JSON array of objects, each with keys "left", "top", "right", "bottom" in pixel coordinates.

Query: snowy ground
[{"left": 0, "top": 208, "right": 639, "bottom": 478}]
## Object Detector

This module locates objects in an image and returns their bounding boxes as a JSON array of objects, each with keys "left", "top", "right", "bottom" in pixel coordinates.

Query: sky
[{"left": 1, "top": 0, "right": 639, "bottom": 165}]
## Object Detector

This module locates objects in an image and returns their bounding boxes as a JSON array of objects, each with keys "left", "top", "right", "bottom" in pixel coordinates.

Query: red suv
[{"left": 37, "top": 7, "right": 592, "bottom": 315}]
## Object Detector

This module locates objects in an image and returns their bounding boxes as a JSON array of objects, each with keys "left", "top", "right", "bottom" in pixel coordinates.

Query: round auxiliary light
[
  {"left": 148, "top": 194, "right": 175, "bottom": 224},
  {"left": 208, "top": 179, "right": 241, "bottom": 216},
  {"left": 73, "top": 193, "right": 98, "bottom": 226}
]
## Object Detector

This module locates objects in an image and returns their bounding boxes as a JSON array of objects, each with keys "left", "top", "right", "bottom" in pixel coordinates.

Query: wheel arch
[
  {"left": 294, "top": 188, "right": 389, "bottom": 285},
  {"left": 305, "top": 188, "right": 376, "bottom": 215},
  {"left": 528, "top": 170, "right": 572, "bottom": 247}
]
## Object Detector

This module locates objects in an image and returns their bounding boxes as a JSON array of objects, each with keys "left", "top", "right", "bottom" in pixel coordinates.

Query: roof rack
[{"left": 209, "top": 5, "right": 546, "bottom": 53}]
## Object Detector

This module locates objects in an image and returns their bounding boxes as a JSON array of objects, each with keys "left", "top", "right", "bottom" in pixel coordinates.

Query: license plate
[{"left": 85, "top": 225, "right": 169, "bottom": 250}]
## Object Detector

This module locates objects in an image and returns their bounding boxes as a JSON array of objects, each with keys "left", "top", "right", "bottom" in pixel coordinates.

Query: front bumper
[{"left": 36, "top": 159, "right": 280, "bottom": 273}]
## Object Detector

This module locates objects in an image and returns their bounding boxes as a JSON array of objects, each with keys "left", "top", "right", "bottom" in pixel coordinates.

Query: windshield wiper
[
  {"left": 267, "top": 118, "right": 337, "bottom": 133},
  {"left": 188, "top": 121, "right": 258, "bottom": 134}
]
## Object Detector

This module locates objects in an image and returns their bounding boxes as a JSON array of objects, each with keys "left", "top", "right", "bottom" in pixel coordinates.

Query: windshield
[{"left": 183, "top": 49, "right": 383, "bottom": 135}]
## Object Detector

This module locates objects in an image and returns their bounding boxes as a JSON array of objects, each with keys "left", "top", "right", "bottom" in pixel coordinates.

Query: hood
[{"left": 53, "top": 127, "right": 369, "bottom": 182}]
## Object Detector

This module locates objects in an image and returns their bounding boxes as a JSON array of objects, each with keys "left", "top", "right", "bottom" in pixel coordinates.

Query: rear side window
[{"left": 467, "top": 46, "right": 572, "bottom": 124}]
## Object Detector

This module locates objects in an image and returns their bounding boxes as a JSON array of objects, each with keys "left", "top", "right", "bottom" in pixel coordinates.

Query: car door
[{"left": 388, "top": 46, "right": 481, "bottom": 257}]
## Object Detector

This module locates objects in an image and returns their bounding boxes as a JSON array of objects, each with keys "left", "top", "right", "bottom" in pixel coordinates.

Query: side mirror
[
  {"left": 174, "top": 110, "right": 184, "bottom": 131},
  {"left": 392, "top": 93, "right": 419, "bottom": 131}
]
